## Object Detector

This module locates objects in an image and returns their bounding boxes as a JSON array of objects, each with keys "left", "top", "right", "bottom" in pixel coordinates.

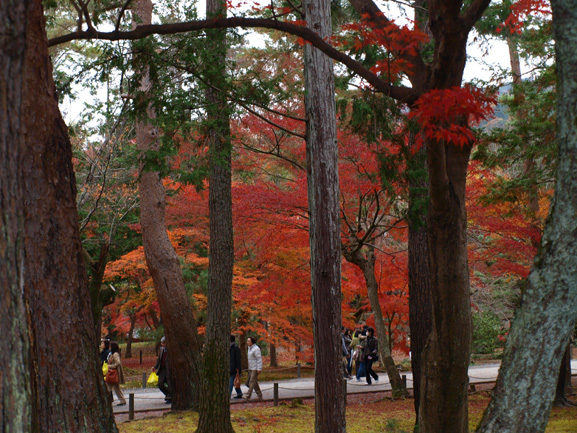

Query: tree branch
[{"left": 48, "top": 17, "right": 418, "bottom": 103}]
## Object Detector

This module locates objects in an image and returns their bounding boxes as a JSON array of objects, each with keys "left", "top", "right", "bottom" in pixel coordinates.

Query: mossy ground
[{"left": 118, "top": 392, "right": 577, "bottom": 433}]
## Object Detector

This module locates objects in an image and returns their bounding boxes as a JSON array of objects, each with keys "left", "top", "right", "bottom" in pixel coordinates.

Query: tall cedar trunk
[
  {"left": 134, "top": 0, "right": 202, "bottom": 411},
  {"left": 195, "top": 0, "right": 234, "bottom": 430},
  {"left": 477, "top": 3, "right": 577, "bottom": 428},
  {"left": 21, "top": 0, "right": 117, "bottom": 431},
  {"left": 407, "top": 143, "right": 432, "bottom": 427},
  {"left": 0, "top": 1, "right": 33, "bottom": 430},
  {"left": 344, "top": 246, "right": 408, "bottom": 397},
  {"left": 303, "top": 0, "right": 345, "bottom": 430}
]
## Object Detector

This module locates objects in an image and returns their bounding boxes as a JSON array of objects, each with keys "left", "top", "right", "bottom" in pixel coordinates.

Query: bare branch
[{"left": 48, "top": 17, "right": 418, "bottom": 103}]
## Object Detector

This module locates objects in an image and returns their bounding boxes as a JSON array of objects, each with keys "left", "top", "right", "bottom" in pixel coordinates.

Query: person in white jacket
[{"left": 245, "top": 336, "right": 263, "bottom": 400}]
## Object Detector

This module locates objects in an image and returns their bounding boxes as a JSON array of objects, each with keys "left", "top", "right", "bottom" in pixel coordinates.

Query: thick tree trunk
[
  {"left": 303, "top": 0, "right": 345, "bottom": 430},
  {"left": 195, "top": 0, "right": 235, "bottom": 431},
  {"left": 407, "top": 143, "right": 432, "bottom": 427},
  {"left": 21, "top": 1, "right": 117, "bottom": 431},
  {"left": 477, "top": 5, "right": 577, "bottom": 428},
  {"left": 0, "top": 1, "right": 33, "bottom": 430},
  {"left": 419, "top": 141, "right": 472, "bottom": 433},
  {"left": 134, "top": 0, "right": 202, "bottom": 412},
  {"left": 344, "top": 246, "right": 408, "bottom": 397}
]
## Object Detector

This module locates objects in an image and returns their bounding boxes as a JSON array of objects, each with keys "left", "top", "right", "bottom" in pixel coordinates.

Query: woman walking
[
  {"left": 105, "top": 341, "right": 127, "bottom": 406},
  {"left": 245, "top": 337, "right": 263, "bottom": 401}
]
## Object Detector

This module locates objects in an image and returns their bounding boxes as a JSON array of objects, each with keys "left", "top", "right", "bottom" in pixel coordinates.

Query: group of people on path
[
  {"left": 100, "top": 334, "right": 265, "bottom": 407},
  {"left": 229, "top": 335, "right": 264, "bottom": 401},
  {"left": 100, "top": 336, "right": 171, "bottom": 407},
  {"left": 342, "top": 325, "right": 380, "bottom": 385}
]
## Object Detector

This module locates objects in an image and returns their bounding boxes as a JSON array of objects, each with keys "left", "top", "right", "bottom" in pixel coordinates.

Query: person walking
[
  {"left": 100, "top": 339, "right": 110, "bottom": 366},
  {"left": 105, "top": 341, "right": 126, "bottom": 406},
  {"left": 355, "top": 328, "right": 367, "bottom": 381},
  {"left": 152, "top": 336, "right": 172, "bottom": 403},
  {"left": 245, "top": 336, "right": 263, "bottom": 401},
  {"left": 341, "top": 327, "right": 353, "bottom": 379},
  {"left": 229, "top": 335, "right": 243, "bottom": 399},
  {"left": 364, "top": 327, "right": 379, "bottom": 385}
]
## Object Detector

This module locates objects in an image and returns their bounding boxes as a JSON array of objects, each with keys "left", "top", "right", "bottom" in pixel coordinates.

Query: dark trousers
[
  {"left": 158, "top": 369, "right": 171, "bottom": 398},
  {"left": 365, "top": 358, "right": 379, "bottom": 384}
]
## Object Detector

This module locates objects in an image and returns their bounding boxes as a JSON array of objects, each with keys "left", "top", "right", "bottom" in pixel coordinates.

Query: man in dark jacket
[
  {"left": 363, "top": 327, "right": 380, "bottom": 385},
  {"left": 229, "top": 335, "right": 243, "bottom": 399},
  {"left": 152, "top": 336, "right": 171, "bottom": 403}
]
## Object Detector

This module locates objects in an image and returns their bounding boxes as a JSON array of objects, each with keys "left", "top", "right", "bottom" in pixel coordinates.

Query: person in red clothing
[{"left": 152, "top": 336, "right": 172, "bottom": 403}]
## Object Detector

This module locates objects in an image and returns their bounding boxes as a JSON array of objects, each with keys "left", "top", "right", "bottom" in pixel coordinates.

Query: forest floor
[{"left": 116, "top": 382, "right": 577, "bottom": 433}]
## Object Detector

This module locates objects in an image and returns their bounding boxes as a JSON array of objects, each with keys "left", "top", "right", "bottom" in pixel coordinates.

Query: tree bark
[
  {"left": 303, "top": 0, "right": 346, "bottom": 430},
  {"left": 477, "top": 2, "right": 577, "bottom": 429},
  {"left": 21, "top": 0, "right": 117, "bottom": 431},
  {"left": 134, "top": 0, "right": 202, "bottom": 412},
  {"left": 270, "top": 343, "right": 278, "bottom": 367},
  {"left": 0, "top": 1, "right": 33, "bottom": 430},
  {"left": 419, "top": 139, "right": 472, "bottom": 433},
  {"left": 195, "top": 0, "right": 235, "bottom": 430},
  {"left": 343, "top": 246, "right": 408, "bottom": 397},
  {"left": 407, "top": 142, "right": 432, "bottom": 427}
]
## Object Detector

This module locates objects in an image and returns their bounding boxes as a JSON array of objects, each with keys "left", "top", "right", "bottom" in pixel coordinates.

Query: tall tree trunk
[
  {"left": 477, "top": 2, "right": 577, "bottom": 429},
  {"left": 21, "top": 0, "right": 117, "bottom": 431},
  {"left": 407, "top": 143, "right": 432, "bottom": 428},
  {"left": 134, "top": 0, "right": 202, "bottom": 411},
  {"left": 0, "top": 1, "right": 33, "bottom": 430},
  {"left": 344, "top": 246, "right": 408, "bottom": 397},
  {"left": 195, "top": 0, "right": 234, "bottom": 430},
  {"left": 303, "top": 0, "right": 345, "bottom": 430},
  {"left": 419, "top": 140, "right": 472, "bottom": 433}
]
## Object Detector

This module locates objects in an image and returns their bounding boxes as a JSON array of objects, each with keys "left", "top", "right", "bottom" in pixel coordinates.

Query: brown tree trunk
[
  {"left": 407, "top": 143, "right": 432, "bottom": 427},
  {"left": 21, "top": 0, "right": 117, "bottom": 431},
  {"left": 0, "top": 1, "right": 33, "bottom": 430},
  {"left": 476, "top": 4, "right": 577, "bottom": 430},
  {"left": 134, "top": 0, "right": 202, "bottom": 412},
  {"left": 419, "top": 140, "right": 473, "bottom": 433},
  {"left": 195, "top": 0, "right": 235, "bottom": 430},
  {"left": 125, "top": 312, "right": 137, "bottom": 359},
  {"left": 270, "top": 343, "right": 278, "bottom": 367},
  {"left": 344, "top": 245, "right": 408, "bottom": 397},
  {"left": 303, "top": 0, "right": 346, "bottom": 429}
]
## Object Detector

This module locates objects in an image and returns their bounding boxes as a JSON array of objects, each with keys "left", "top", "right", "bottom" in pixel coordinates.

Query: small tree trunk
[
  {"left": 476, "top": 5, "right": 577, "bottom": 430},
  {"left": 21, "top": 1, "right": 117, "bottom": 430},
  {"left": 125, "top": 312, "right": 137, "bottom": 359},
  {"left": 303, "top": 0, "right": 345, "bottom": 429},
  {"left": 344, "top": 245, "right": 409, "bottom": 397},
  {"left": 270, "top": 343, "right": 278, "bottom": 367}
]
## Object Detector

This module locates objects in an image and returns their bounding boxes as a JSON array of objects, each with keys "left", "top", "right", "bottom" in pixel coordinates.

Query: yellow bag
[
  {"left": 102, "top": 362, "right": 108, "bottom": 377},
  {"left": 147, "top": 372, "right": 159, "bottom": 386}
]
